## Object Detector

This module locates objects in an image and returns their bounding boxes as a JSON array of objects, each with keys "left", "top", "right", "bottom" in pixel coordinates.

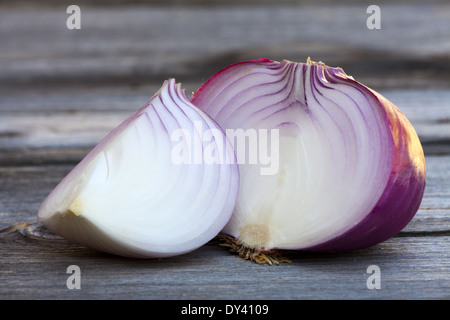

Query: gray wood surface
[{"left": 0, "top": 0, "right": 449, "bottom": 300}]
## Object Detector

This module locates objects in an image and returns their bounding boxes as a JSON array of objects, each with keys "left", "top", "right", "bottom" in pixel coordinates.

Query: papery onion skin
[
  {"left": 192, "top": 58, "right": 426, "bottom": 253},
  {"left": 38, "top": 79, "right": 239, "bottom": 258}
]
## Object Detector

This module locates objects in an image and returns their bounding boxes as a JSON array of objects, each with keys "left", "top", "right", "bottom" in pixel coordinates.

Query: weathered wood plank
[
  {"left": 0, "top": 230, "right": 448, "bottom": 300},
  {"left": 0, "top": 2, "right": 449, "bottom": 89},
  {"left": 1, "top": 89, "right": 449, "bottom": 164},
  {"left": 0, "top": 157, "right": 448, "bottom": 300}
]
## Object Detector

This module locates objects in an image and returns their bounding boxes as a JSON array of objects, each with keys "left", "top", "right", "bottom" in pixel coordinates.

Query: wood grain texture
[
  {"left": 0, "top": 1, "right": 449, "bottom": 90},
  {"left": 0, "top": 149, "right": 448, "bottom": 300},
  {"left": 0, "top": 1, "right": 449, "bottom": 300},
  {"left": 0, "top": 231, "right": 448, "bottom": 300},
  {"left": 1, "top": 88, "right": 449, "bottom": 163}
]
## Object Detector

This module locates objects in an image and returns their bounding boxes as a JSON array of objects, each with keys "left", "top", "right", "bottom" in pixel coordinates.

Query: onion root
[{"left": 218, "top": 233, "right": 291, "bottom": 265}]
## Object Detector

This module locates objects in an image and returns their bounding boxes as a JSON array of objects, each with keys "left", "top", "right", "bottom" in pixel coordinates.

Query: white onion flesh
[{"left": 38, "top": 79, "right": 239, "bottom": 258}]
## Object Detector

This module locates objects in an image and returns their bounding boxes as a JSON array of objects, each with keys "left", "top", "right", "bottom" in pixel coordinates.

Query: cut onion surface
[
  {"left": 38, "top": 79, "right": 239, "bottom": 258},
  {"left": 191, "top": 58, "right": 426, "bottom": 263}
]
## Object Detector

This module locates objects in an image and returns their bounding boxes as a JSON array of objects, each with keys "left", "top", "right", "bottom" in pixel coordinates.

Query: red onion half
[{"left": 192, "top": 58, "right": 426, "bottom": 263}]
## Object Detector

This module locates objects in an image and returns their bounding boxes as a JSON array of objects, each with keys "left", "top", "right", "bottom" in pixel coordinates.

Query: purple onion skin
[
  {"left": 306, "top": 67, "right": 426, "bottom": 252},
  {"left": 192, "top": 58, "right": 426, "bottom": 253}
]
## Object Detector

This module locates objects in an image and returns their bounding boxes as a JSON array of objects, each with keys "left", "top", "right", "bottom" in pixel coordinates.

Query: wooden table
[{"left": 1, "top": 0, "right": 449, "bottom": 300}]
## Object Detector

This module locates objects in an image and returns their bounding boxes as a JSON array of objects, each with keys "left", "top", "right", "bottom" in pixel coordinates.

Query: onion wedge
[{"left": 38, "top": 79, "right": 239, "bottom": 258}]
